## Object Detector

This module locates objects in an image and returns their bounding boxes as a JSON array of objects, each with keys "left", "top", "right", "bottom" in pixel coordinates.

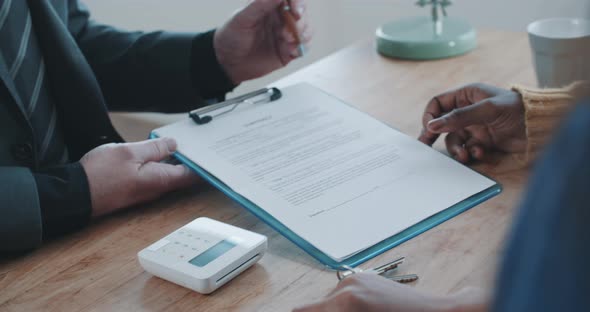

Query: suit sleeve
[
  {"left": 0, "top": 164, "right": 91, "bottom": 252},
  {"left": 0, "top": 168, "right": 43, "bottom": 251},
  {"left": 66, "top": 0, "right": 235, "bottom": 113}
]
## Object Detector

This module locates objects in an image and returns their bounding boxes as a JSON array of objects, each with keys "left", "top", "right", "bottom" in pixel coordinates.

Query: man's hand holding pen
[{"left": 214, "top": 0, "right": 311, "bottom": 85}]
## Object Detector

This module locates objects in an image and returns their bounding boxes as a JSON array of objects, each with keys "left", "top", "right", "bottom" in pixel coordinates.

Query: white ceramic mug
[{"left": 527, "top": 18, "right": 590, "bottom": 88}]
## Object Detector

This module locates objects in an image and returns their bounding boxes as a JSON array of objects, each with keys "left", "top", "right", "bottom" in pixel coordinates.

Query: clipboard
[{"left": 151, "top": 85, "right": 502, "bottom": 270}]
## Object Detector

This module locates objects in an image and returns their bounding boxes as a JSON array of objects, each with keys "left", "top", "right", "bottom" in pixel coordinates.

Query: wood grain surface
[{"left": 0, "top": 30, "right": 536, "bottom": 312}]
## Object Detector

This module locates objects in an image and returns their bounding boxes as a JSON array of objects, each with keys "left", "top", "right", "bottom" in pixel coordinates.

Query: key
[
  {"left": 372, "top": 256, "right": 405, "bottom": 275},
  {"left": 336, "top": 256, "right": 418, "bottom": 283},
  {"left": 336, "top": 265, "right": 362, "bottom": 280},
  {"left": 386, "top": 274, "right": 419, "bottom": 283}
]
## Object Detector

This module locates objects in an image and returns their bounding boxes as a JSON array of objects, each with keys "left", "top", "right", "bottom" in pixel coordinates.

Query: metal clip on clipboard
[{"left": 189, "top": 87, "right": 282, "bottom": 125}]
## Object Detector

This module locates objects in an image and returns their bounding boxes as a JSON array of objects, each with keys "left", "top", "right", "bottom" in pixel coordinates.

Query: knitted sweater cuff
[{"left": 511, "top": 81, "right": 589, "bottom": 162}]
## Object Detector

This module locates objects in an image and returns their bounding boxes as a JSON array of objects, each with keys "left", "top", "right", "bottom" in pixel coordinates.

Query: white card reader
[{"left": 138, "top": 217, "right": 267, "bottom": 294}]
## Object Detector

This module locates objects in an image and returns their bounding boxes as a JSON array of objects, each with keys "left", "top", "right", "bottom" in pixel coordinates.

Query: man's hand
[
  {"left": 294, "top": 273, "right": 488, "bottom": 312},
  {"left": 214, "top": 0, "right": 311, "bottom": 84},
  {"left": 80, "top": 138, "right": 198, "bottom": 217},
  {"left": 418, "top": 83, "right": 527, "bottom": 163}
]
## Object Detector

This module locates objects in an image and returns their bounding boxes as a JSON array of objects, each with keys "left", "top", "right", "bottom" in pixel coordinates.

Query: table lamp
[{"left": 376, "top": 0, "right": 477, "bottom": 60}]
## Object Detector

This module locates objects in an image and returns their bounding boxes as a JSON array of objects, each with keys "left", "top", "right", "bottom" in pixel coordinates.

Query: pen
[{"left": 281, "top": 0, "right": 306, "bottom": 57}]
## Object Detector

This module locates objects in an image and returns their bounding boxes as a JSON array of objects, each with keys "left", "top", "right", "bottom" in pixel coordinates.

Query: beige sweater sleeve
[{"left": 511, "top": 81, "right": 590, "bottom": 162}]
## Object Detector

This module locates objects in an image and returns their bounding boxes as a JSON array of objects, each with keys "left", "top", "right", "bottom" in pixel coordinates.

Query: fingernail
[
  {"left": 290, "top": 48, "right": 301, "bottom": 58},
  {"left": 428, "top": 118, "right": 446, "bottom": 131},
  {"left": 297, "top": 5, "right": 305, "bottom": 15},
  {"left": 453, "top": 147, "right": 466, "bottom": 161}
]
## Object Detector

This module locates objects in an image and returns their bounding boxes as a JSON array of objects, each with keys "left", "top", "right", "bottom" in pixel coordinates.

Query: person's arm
[
  {"left": 492, "top": 98, "right": 590, "bottom": 312},
  {"left": 66, "top": 0, "right": 235, "bottom": 113},
  {"left": 512, "top": 81, "right": 590, "bottom": 161},
  {"left": 0, "top": 138, "right": 199, "bottom": 253},
  {"left": 418, "top": 81, "right": 589, "bottom": 165},
  {"left": 66, "top": 0, "right": 311, "bottom": 113},
  {"left": 0, "top": 164, "right": 91, "bottom": 252},
  {"left": 0, "top": 168, "right": 43, "bottom": 251},
  {"left": 293, "top": 272, "right": 488, "bottom": 312}
]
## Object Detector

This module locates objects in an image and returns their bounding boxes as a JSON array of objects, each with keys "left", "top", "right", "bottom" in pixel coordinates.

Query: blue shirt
[{"left": 493, "top": 100, "right": 590, "bottom": 311}]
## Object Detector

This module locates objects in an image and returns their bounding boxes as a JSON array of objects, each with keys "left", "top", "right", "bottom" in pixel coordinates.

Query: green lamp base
[{"left": 376, "top": 16, "right": 477, "bottom": 60}]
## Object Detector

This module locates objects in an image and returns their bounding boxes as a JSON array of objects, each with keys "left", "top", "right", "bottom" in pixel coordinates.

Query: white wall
[{"left": 83, "top": 0, "right": 590, "bottom": 94}]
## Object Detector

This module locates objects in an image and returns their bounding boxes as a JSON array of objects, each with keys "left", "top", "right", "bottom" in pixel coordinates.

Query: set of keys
[{"left": 336, "top": 256, "right": 419, "bottom": 283}]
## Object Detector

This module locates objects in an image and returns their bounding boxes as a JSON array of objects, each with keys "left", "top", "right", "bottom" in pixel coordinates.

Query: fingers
[
  {"left": 419, "top": 89, "right": 466, "bottom": 145},
  {"left": 277, "top": 0, "right": 311, "bottom": 61},
  {"left": 278, "top": 21, "right": 311, "bottom": 63},
  {"left": 128, "top": 138, "right": 177, "bottom": 163},
  {"left": 81, "top": 138, "right": 196, "bottom": 217},
  {"left": 419, "top": 83, "right": 496, "bottom": 145},
  {"left": 464, "top": 133, "right": 491, "bottom": 160},
  {"left": 140, "top": 162, "right": 199, "bottom": 192},
  {"left": 163, "top": 164, "right": 198, "bottom": 190},
  {"left": 445, "top": 132, "right": 488, "bottom": 162},
  {"left": 280, "top": 43, "right": 303, "bottom": 63},
  {"left": 290, "top": 0, "right": 306, "bottom": 19},
  {"left": 445, "top": 131, "right": 470, "bottom": 163},
  {"left": 241, "top": 0, "right": 284, "bottom": 24},
  {"left": 467, "top": 144, "right": 486, "bottom": 161},
  {"left": 427, "top": 100, "right": 498, "bottom": 134},
  {"left": 277, "top": 22, "right": 310, "bottom": 63},
  {"left": 281, "top": 20, "right": 310, "bottom": 44},
  {"left": 297, "top": 276, "right": 353, "bottom": 311},
  {"left": 418, "top": 101, "right": 442, "bottom": 145},
  {"left": 423, "top": 88, "right": 465, "bottom": 123},
  {"left": 129, "top": 138, "right": 198, "bottom": 194}
]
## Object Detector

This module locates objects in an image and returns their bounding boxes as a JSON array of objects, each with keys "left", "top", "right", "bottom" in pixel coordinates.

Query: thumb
[
  {"left": 239, "top": 0, "right": 283, "bottom": 24},
  {"left": 427, "top": 101, "right": 498, "bottom": 133},
  {"left": 129, "top": 138, "right": 177, "bottom": 163}
]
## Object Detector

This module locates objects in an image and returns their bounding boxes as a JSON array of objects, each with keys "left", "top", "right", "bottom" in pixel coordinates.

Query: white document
[{"left": 153, "top": 83, "right": 496, "bottom": 261}]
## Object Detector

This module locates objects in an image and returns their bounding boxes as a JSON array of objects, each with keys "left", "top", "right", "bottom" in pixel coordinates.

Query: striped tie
[{"left": 0, "top": 0, "right": 68, "bottom": 165}]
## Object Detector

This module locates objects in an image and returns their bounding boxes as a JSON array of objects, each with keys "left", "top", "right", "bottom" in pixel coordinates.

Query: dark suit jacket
[{"left": 0, "top": 0, "right": 234, "bottom": 252}]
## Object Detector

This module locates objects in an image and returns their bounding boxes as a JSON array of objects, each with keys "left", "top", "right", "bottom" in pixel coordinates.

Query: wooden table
[{"left": 0, "top": 30, "right": 536, "bottom": 312}]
